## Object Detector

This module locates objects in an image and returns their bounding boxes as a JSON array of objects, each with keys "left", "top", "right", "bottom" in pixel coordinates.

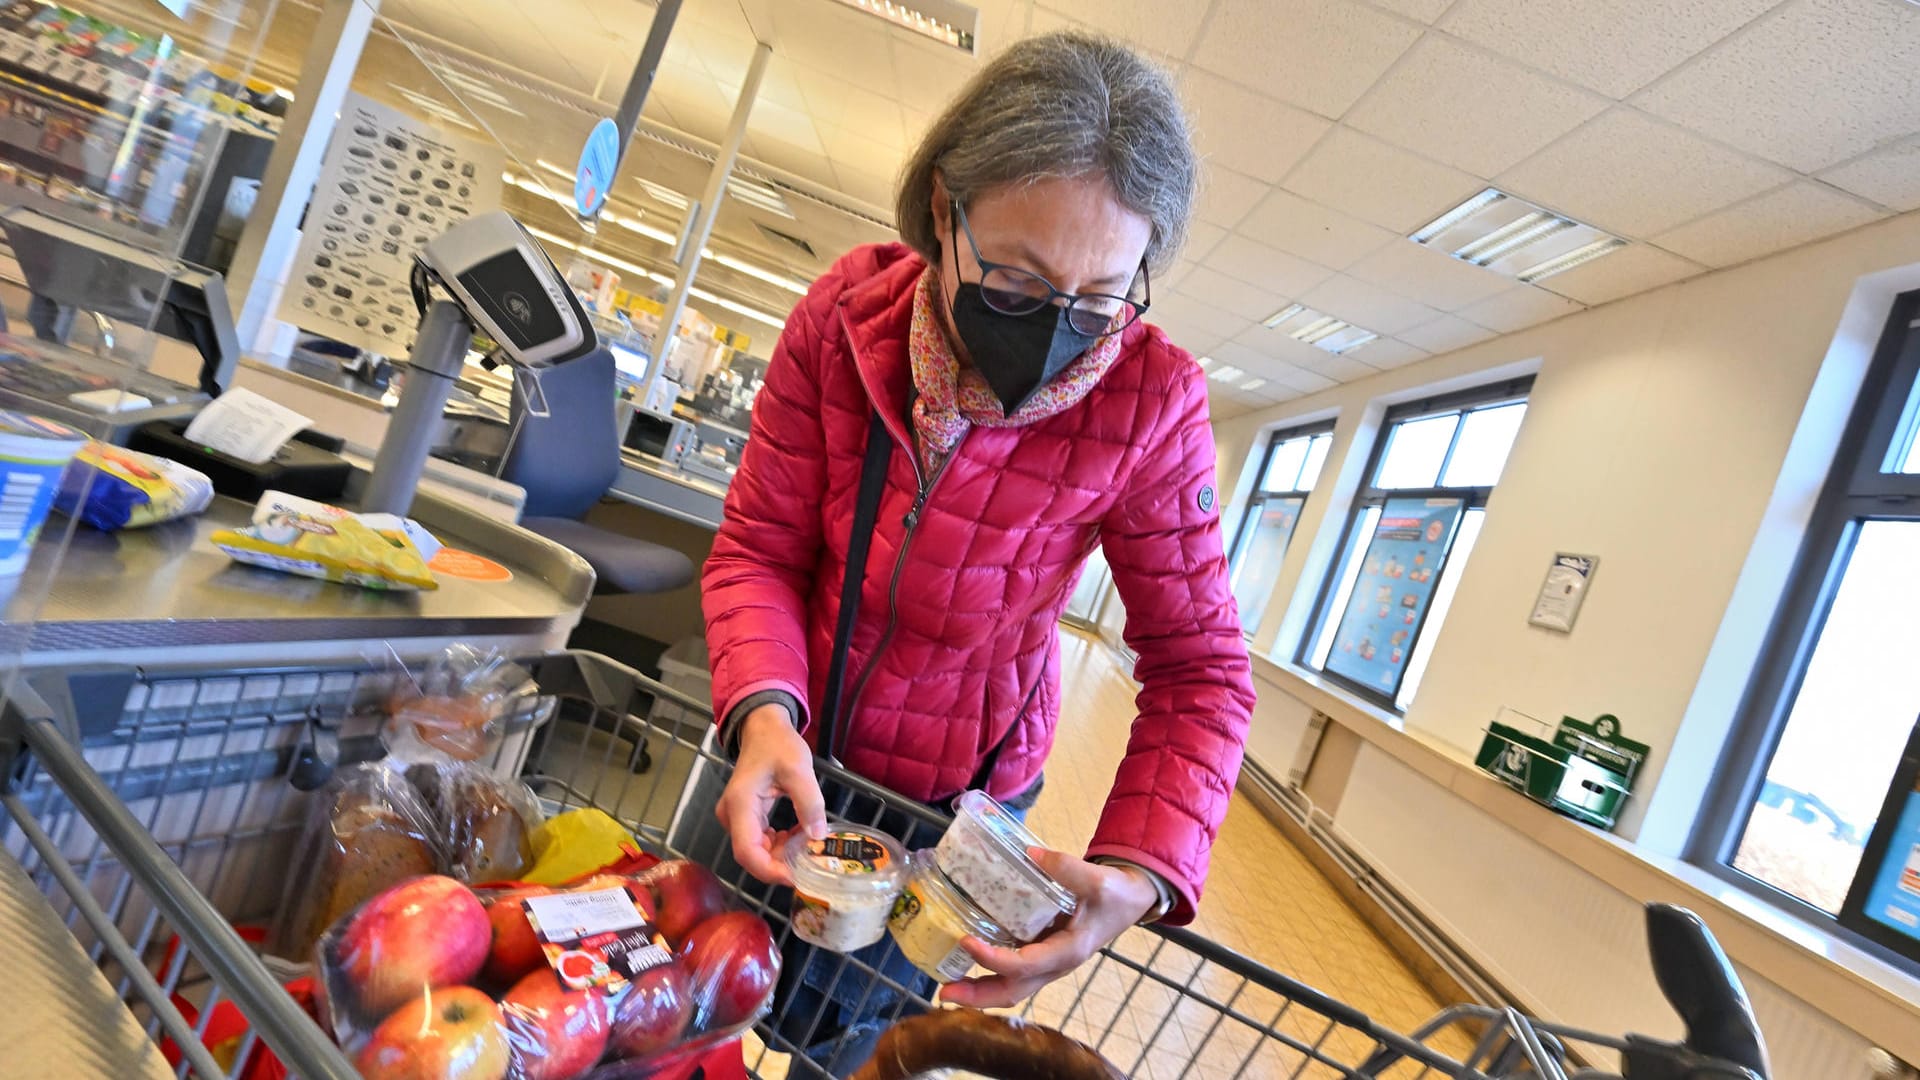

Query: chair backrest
[{"left": 502, "top": 347, "right": 621, "bottom": 520}]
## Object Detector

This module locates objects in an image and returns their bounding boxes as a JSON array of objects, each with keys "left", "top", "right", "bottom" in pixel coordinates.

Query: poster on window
[
  {"left": 1324, "top": 497, "right": 1466, "bottom": 697},
  {"left": 278, "top": 92, "right": 504, "bottom": 356}
]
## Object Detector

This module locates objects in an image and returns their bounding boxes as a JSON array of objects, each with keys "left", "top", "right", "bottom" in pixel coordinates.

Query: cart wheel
[{"left": 629, "top": 738, "right": 652, "bottom": 774}]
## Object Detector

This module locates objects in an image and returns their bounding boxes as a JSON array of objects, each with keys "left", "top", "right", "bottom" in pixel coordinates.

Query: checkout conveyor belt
[{"left": 3, "top": 482, "right": 597, "bottom": 667}]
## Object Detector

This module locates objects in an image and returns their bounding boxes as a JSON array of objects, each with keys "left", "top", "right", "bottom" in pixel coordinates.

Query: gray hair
[{"left": 896, "top": 31, "right": 1196, "bottom": 274}]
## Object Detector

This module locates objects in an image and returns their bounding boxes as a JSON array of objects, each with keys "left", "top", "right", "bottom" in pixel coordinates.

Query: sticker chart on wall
[
  {"left": 278, "top": 92, "right": 504, "bottom": 356},
  {"left": 1324, "top": 497, "right": 1465, "bottom": 697}
]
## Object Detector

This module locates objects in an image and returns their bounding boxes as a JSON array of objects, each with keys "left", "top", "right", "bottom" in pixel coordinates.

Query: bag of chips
[
  {"left": 211, "top": 491, "right": 439, "bottom": 591},
  {"left": 54, "top": 440, "right": 213, "bottom": 530}
]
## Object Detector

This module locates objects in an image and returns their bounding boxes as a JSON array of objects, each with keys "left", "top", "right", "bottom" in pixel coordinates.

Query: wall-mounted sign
[
  {"left": 1529, "top": 553, "right": 1598, "bottom": 633},
  {"left": 574, "top": 117, "right": 619, "bottom": 218},
  {"left": 279, "top": 92, "right": 504, "bottom": 356}
]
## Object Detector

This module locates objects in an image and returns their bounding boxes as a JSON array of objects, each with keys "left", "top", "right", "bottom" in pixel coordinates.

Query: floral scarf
[{"left": 907, "top": 268, "right": 1126, "bottom": 468}]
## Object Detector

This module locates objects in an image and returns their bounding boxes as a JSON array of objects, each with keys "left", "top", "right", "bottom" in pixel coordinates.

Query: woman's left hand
[{"left": 939, "top": 848, "right": 1160, "bottom": 1009}]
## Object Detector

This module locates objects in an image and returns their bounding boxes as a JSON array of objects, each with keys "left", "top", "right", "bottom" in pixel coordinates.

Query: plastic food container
[
  {"left": 888, "top": 851, "right": 1017, "bottom": 983},
  {"left": 0, "top": 411, "right": 85, "bottom": 576},
  {"left": 785, "top": 823, "right": 907, "bottom": 952},
  {"left": 934, "top": 789, "right": 1077, "bottom": 942}
]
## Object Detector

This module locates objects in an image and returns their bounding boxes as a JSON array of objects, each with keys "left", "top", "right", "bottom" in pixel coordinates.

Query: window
[
  {"left": 1302, "top": 381, "right": 1532, "bottom": 711},
  {"left": 1229, "top": 425, "right": 1334, "bottom": 636},
  {"left": 1695, "top": 293, "right": 1920, "bottom": 928}
]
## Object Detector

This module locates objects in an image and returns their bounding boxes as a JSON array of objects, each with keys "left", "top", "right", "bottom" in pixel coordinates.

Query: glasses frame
[{"left": 951, "top": 200, "right": 1151, "bottom": 337}]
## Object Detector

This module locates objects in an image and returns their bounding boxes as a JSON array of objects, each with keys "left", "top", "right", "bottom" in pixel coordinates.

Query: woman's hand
[
  {"left": 715, "top": 704, "right": 828, "bottom": 886},
  {"left": 940, "top": 848, "right": 1159, "bottom": 1009}
]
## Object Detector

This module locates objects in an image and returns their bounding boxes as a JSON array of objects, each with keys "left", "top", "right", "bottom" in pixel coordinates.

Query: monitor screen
[{"left": 609, "top": 343, "right": 650, "bottom": 381}]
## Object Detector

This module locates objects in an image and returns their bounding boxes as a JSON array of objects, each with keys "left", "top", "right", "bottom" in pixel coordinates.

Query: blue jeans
[{"left": 667, "top": 767, "right": 1039, "bottom": 1078}]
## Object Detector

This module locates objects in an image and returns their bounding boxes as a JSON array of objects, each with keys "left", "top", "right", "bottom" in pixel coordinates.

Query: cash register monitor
[
  {"left": 0, "top": 206, "right": 240, "bottom": 395},
  {"left": 609, "top": 342, "right": 649, "bottom": 382}
]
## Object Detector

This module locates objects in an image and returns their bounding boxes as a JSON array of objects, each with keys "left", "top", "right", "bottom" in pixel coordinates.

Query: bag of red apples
[{"left": 314, "top": 858, "right": 778, "bottom": 1080}]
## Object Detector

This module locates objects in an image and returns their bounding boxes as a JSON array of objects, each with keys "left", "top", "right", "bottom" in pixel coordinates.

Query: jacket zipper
[{"left": 836, "top": 429, "right": 968, "bottom": 755}]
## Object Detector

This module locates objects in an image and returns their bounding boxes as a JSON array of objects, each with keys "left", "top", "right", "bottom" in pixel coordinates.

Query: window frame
[
  {"left": 1298, "top": 378, "right": 1534, "bottom": 711},
  {"left": 1687, "top": 290, "right": 1920, "bottom": 955},
  {"left": 1227, "top": 421, "right": 1336, "bottom": 587}
]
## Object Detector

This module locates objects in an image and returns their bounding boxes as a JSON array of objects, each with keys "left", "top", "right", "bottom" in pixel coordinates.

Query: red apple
[
  {"left": 500, "top": 970, "right": 610, "bottom": 1080},
  {"left": 645, "top": 861, "right": 728, "bottom": 947},
  {"left": 336, "top": 875, "right": 489, "bottom": 1018},
  {"left": 678, "top": 912, "right": 778, "bottom": 1032},
  {"left": 481, "top": 886, "right": 554, "bottom": 986},
  {"left": 607, "top": 964, "right": 692, "bottom": 1058},
  {"left": 355, "top": 985, "right": 509, "bottom": 1080}
]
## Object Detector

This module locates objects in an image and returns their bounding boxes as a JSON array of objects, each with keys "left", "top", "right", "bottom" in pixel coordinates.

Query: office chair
[{"left": 503, "top": 347, "right": 695, "bottom": 595}]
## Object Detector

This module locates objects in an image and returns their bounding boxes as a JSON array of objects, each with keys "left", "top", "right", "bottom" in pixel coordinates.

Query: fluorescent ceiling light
[
  {"left": 526, "top": 226, "right": 789, "bottom": 330},
  {"left": 1240, "top": 378, "right": 1267, "bottom": 391},
  {"left": 825, "top": 0, "right": 980, "bottom": 53},
  {"left": 430, "top": 65, "right": 525, "bottom": 117},
  {"left": 726, "top": 176, "right": 796, "bottom": 219},
  {"left": 1261, "top": 304, "right": 1305, "bottom": 330},
  {"left": 1196, "top": 355, "right": 1214, "bottom": 368},
  {"left": 1261, "top": 303, "right": 1379, "bottom": 356},
  {"left": 388, "top": 84, "right": 477, "bottom": 130},
  {"left": 1207, "top": 364, "right": 1246, "bottom": 384},
  {"left": 633, "top": 176, "right": 692, "bottom": 211},
  {"left": 1411, "top": 187, "right": 1626, "bottom": 284},
  {"left": 709, "top": 252, "right": 809, "bottom": 295}
]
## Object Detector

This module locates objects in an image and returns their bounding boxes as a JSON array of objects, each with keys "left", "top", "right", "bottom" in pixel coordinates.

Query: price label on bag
[{"left": 522, "top": 885, "right": 672, "bottom": 993}]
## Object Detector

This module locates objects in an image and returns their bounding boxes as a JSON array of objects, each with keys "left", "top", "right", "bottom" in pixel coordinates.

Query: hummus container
[
  {"left": 785, "top": 823, "right": 907, "bottom": 952},
  {"left": 934, "top": 789, "right": 1077, "bottom": 942},
  {"left": 887, "top": 851, "right": 1016, "bottom": 983},
  {"left": 0, "top": 411, "right": 85, "bottom": 576}
]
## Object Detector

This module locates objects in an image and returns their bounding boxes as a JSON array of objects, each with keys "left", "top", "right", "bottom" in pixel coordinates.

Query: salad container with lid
[
  {"left": 887, "top": 851, "right": 1017, "bottom": 983},
  {"left": 784, "top": 823, "right": 907, "bottom": 952},
  {"left": 934, "top": 789, "right": 1078, "bottom": 942}
]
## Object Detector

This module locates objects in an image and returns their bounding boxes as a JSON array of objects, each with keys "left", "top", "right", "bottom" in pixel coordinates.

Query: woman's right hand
[{"left": 716, "top": 703, "right": 829, "bottom": 886}]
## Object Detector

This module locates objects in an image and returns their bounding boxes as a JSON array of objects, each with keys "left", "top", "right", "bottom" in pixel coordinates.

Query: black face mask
[{"left": 948, "top": 283, "right": 1099, "bottom": 414}]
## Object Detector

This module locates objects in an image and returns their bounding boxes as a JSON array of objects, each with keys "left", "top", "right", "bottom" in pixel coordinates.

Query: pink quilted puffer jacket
[{"left": 701, "top": 243, "right": 1255, "bottom": 923}]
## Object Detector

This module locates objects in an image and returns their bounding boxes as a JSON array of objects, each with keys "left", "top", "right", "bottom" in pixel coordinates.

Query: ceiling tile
[
  {"left": 1182, "top": 221, "right": 1228, "bottom": 262},
  {"left": 833, "top": 168, "right": 897, "bottom": 211},
  {"left": 1180, "top": 70, "right": 1333, "bottom": 185},
  {"left": 1536, "top": 244, "right": 1705, "bottom": 306},
  {"left": 1440, "top": 0, "right": 1778, "bottom": 99},
  {"left": 1035, "top": 0, "right": 1212, "bottom": 57},
  {"left": 1150, "top": 291, "right": 1254, "bottom": 342},
  {"left": 1498, "top": 108, "right": 1791, "bottom": 237},
  {"left": 815, "top": 123, "right": 902, "bottom": 179},
  {"left": 1308, "top": 354, "right": 1386, "bottom": 383},
  {"left": 1178, "top": 265, "right": 1295, "bottom": 322},
  {"left": 1237, "top": 190, "right": 1398, "bottom": 270},
  {"left": 1196, "top": 166, "right": 1271, "bottom": 229},
  {"left": 1202, "top": 233, "right": 1336, "bottom": 296},
  {"left": 1217, "top": 340, "right": 1342, "bottom": 394},
  {"left": 748, "top": 98, "right": 825, "bottom": 153},
  {"left": 1345, "top": 36, "right": 1609, "bottom": 177},
  {"left": 1191, "top": 0, "right": 1422, "bottom": 118},
  {"left": 795, "top": 69, "right": 908, "bottom": 148},
  {"left": 753, "top": 133, "right": 837, "bottom": 186},
  {"left": 1300, "top": 274, "right": 1443, "bottom": 335},
  {"left": 1364, "top": 0, "right": 1450, "bottom": 22},
  {"left": 1460, "top": 285, "right": 1585, "bottom": 334},
  {"left": 888, "top": 33, "right": 977, "bottom": 106},
  {"left": 1284, "top": 128, "right": 1485, "bottom": 233},
  {"left": 1345, "top": 241, "right": 1513, "bottom": 311},
  {"left": 1820, "top": 138, "right": 1920, "bottom": 213},
  {"left": 1354, "top": 338, "right": 1431, "bottom": 370},
  {"left": 1634, "top": 0, "right": 1920, "bottom": 173},
  {"left": 1653, "top": 182, "right": 1885, "bottom": 269},
  {"left": 1400, "top": 313, "right": 1498, "bottom": 354}
]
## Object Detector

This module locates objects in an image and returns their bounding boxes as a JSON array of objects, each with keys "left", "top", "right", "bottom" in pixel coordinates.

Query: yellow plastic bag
[
  {"left": 210, "top": 491, "right": 438, "bottom": 591},
  {"left": 519, "top": 807, "right": 639, "bottom": 885}
]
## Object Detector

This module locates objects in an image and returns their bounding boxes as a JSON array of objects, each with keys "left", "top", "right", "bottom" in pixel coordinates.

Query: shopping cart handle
[{"left": 1644, "top": 904, "right": 1770, "bottom": 1078}]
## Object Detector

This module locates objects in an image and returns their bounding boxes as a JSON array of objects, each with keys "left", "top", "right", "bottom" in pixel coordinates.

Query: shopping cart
[{"left": 0, "top": 649, "right": 1771, "bottom": 1080}]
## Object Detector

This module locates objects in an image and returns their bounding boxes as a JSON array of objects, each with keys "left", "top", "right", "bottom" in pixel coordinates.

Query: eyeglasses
[{"left": 951, "top": 201, "right": 1150, "bottom": 337}]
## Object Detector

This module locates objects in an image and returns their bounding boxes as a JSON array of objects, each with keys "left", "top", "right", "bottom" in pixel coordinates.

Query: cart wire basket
[{"left": 0, "top": 650, "right": 1771, "bottom": 1080}]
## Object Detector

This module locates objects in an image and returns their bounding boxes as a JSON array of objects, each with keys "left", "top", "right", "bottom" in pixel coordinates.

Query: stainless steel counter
[
  {"left": 4, "top": 484, "right": 595, "bottom": 666},
  {"left": 612, "top": 449, "right": 730, "bottom": 530}
]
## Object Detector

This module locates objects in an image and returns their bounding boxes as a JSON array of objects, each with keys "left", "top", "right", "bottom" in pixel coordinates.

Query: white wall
[{"left": 1217, "top": 207, "right": 1920, "bottom": 848}]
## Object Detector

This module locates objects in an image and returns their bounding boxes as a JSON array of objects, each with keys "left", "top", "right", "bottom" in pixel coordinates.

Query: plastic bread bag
[
  {"left": 382, "top": 644, "right": 535, "bottom": 764},
  {"left": 313, "top": 864, "right": 779, "bottom": 1080},
  {"left": 52, "top": 440, "right": 213, "bottom": 530},
  {"left": 268, "top": 760, "right": 439, "bottom": 963},
  {"left": 211, "top": 490, "right": 440, "bottom": 591},
  {"left": 406, "top": 760, "right": 545, "bottom": 884}
]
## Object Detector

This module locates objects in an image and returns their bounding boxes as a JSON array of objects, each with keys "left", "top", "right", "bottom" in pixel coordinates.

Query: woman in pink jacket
[{"left": 700, "top": 30, "right": 1256, "bottom": 1070}]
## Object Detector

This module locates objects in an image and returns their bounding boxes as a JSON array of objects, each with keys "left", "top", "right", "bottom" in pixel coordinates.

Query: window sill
[{"left": 1247, "top": 652, "right": 1920, "bottom": 1065}]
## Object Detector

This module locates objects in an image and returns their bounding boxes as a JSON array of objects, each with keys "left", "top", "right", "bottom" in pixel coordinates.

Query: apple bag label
[{"left": 522, "top": 886, "right": 672, "bottom": 993}]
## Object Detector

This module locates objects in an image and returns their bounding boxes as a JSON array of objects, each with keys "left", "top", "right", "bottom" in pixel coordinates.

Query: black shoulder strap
[{"left": 818, "top": 410, "right": 892, "bottom": 764}]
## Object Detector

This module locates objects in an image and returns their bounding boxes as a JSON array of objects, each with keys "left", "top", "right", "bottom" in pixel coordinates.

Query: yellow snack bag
[
  {"left": 520, "top": 807, "right": 639, "bottom": 885},
  {"left": 211, "top": 493, "right": 438, "bottom": 591}
]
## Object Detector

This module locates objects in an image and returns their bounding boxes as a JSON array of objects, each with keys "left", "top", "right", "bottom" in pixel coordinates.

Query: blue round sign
[{"left": 574, "top": 117, "right": 620, "bottom": 217}]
